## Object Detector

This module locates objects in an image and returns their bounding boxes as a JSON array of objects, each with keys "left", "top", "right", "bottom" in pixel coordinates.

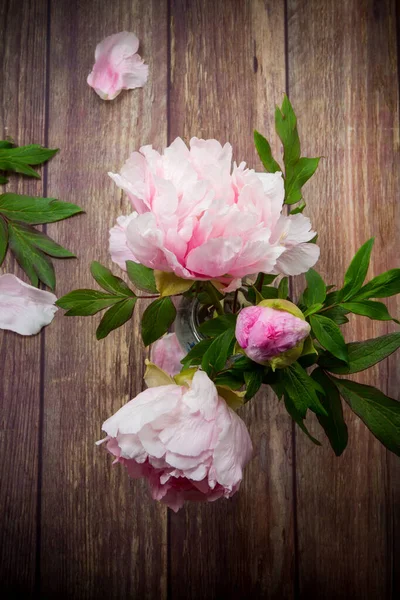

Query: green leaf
[
  {"left": 281, "top": 362, "right": 328, "bottom": 417},
  {"left": 289, "top": 201, "right": 306, "bottom": 214},
  {"left": 8, "top": 223, "right": 55, "bottom": 288},
  {"left": 318, "top": 333, "right": 400, "bottom": 375},
  {"left": 244, "top": 367, "right": 264, "bottom": 400},
  {"left": 141, "top": 297, "right": 176, "bottom": 346},
  {"left": 214, "top": 371, "right": 244, "bottom": 390},
  {"left": 352, "top": 269, "right": 400, "bottom": 300},
  {"left": 254, "top": 273, "right": 277, "bottom": 287},
  {"left": 341, "top": 300, "right": 396, "bottom": 322},
  {"left": 312, "top": 368, "right": 348, "bottom": 456},
  {"left": 305, "top": 268, "right": 326, "bottom": 305},
  {"left": 275, "top": 95, "right": 300, "bottom": 174},
  {"left": 181, "top": 338, "right": 213, "bottom": 367},
  {"left": 56, "top": 290, "right": 123, "bottom": 315},
  {"left": 330, "top": 376, "right": 400, "bottom": 456},
  {"left": 261, "top": 286, "right": 279, "bottom": 299},
  {"left": 278, "top": 277, "right": 289, "bottom": 299},
  {"left": 303, "top": 303, "right": 324, "bottom": 318},
  {"left": 198, "top": 313, "right": 237, "bottom": 337},
  {"left": 126, "top": 260, "right": 158, "bottom": 293},
  {"left": 0, "top": 193, "right": 82, "bottom": 224},
  {"left": 254, "top": 130, "right": 281, "bottom": 173},
  {"left": 90, "top": 261, "right": 135, "bottom": 297},
  {"left": 310, "top": 314, "right": 348, "bottom": 363},
  {"left": 0, "top": 141, "right": 13, "bottom": 150},
  {"left": 96, "top": 298, "right": 137, "bottom": 340},
  {"left": 201, "top": 327, "right": 236, "bottom": 377},
  {"left": 0, "top": 175, "right": 8, "bottom": 184},
  {"left": 284, "top": 157, "right": 320, "bottom": 205},
  {"left": 322, "top": 306, "right": 349, "bottom": 325},
  {"left": 9, "top": 221, "right": 75, "bottom": 257},
  {"left": 0, "top": 144, "right": 58, "bottom": 178},
  {"left": 340, "top": 238, "right": 374, "bottom": 301},
  {"left": 0, "top": 215, "right": 8, "bottom": 265},
  {"left": 154, "top": 270, "right": 193, "bottom": 296},
  {"left": 283, "top": 394, "right": 321, "bottom": 445}
]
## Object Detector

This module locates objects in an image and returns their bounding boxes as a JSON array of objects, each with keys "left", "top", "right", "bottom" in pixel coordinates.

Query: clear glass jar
[{"left": 174, "top": 297, "right": 206, "bottom": 353}]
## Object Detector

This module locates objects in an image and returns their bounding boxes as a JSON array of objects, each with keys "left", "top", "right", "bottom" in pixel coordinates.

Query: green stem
[{"left": 205, "top": 282, "right": 224, "bottom": 315}]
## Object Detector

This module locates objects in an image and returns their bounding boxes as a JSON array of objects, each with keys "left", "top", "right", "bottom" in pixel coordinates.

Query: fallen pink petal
[
  {"left": 87, "top": 31, "right": 149, "bottom": 100},
  {"left": 0, "top": 273, "right": 58, "bottom": 335}
]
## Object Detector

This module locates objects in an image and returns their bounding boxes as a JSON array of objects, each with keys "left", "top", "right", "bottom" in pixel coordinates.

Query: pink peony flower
[
  {"left": 236, "top": 303, "right": 310, "bottom": 366},
  {"left": 0, "top": 273, "right": 57, "bottom": 335},
  {"left": 150, "top": 333, "right": 185, "bottom": 376},
  {"left": 87, "top": 32, "right": 148, "bottom": 100},
  {"left": 98, "top": 370, "right": 252, "bottom": 512},
  {"left": 109, "top": 138, "right": 319, "bottom": 289}
]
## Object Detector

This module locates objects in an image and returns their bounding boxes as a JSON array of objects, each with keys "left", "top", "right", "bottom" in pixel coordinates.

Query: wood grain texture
[
  {"left": 287, "top": 0, "right": 400, "bottom": 598},
  {"left": 0, "top": 0, "right": 48, "bottom": 595},
  {"left": 168, "top": 2, "right": 295, "bottom": 598},
  {"left": 40, "top": 1, "right": 168, "bottom": 597}
]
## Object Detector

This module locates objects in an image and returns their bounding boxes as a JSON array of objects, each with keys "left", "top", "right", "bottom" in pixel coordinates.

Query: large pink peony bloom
[
  {"left": 236, "top": 304, "right": 310, "bottom": 365},
  {"left": 0, "top": 273, "right": 58, "bottom": 335},
  {"left": 98, "top": 370, "right": 252, "bottom": 512},
  {"left": 87, "top": 32, "right": 148, "bottom": 100},
  {"left": 109, "top": 138, "right": 319, "bottom": 289}
]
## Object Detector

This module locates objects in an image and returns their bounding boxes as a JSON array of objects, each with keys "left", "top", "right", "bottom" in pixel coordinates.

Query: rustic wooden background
[{"left": 1, "top": 0, "right": 399, "bottom": 598}]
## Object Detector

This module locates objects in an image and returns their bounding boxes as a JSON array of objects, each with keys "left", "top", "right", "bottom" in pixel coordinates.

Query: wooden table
[{"left": 1, "top": 0, "right": 399, "bottom": 598}]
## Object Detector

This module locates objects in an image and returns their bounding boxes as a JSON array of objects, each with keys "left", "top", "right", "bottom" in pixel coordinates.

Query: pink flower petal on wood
[
  {"left": 0, "top": 274, "right": 57, "bottom": 335},
  {"left": 87, "top": 32, "right": 148, "bottom": 100}
]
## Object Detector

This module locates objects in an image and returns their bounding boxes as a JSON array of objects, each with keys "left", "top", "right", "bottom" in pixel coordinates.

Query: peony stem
[{"left": 205, "top": 282, "right": 224, "bottom": 315}]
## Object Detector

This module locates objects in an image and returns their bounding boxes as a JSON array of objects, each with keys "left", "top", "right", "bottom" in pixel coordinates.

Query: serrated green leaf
[
  {"left": 8, "top": 223, "right": 55, "bottom": 288},
  {"left": 96, "top": 298, "right": 137, "bottom": 339},
  {"left": 352, "top": 268, "right": 400, "bottom": 301},
  {"left": 305, "top": 268, "right": 326, "bottom": 305},
  {"left": 285, "top": 156, "right": 320, "bottom": 204},
  {"left": 284, "top": 394, "right": 321, "bottom": 445},
  {"left": 310, "top": 314, "right": 348, "bottom": 363},
  {"left": 126, "top": 260, "right": 158, "bottom": 293},
  {"left": 90, "top": 261, "right": 135, "bottom": 296},
  {"left": 0, "top": 144, "right": 58, "bottom": 178},
  {"left": 0, "top": 215, "right": 8, "bottom": 265},
  {"left": 198, "top": 313, "right": 237, "bottom": 337},
  {"left": 341, "top": 300, "right": 396, "bottom": 322},
  {"left": 278, "top": 277, "right": 289, "bottom": 299},
  {"left": 141, "top": 297, "right": 176, "bottom": 346},
  {"left": 254, "top": 130, "right": 281, "bottom": 173},
  {"left": 201, "top": 327, "right": 235, "bottom": 377},
  {"left": 56, "top": 290, "right": 123, "bottom": 315},
  {"left": 340, "top": 238, "right": 374, "bottom": 301},
  {"left": 281, "top": 362, "right": 328, "bottom": 417},
  {"left": 0, "top": 193, "right": 82, "bottom": 224},
  {"left": 330, "top": 376, "right": 400, "bottom": 456},
  {"left": 181, "top": 338, "right": 213, "bottom": 368},
  {"left": 10, "top": 221, "right": 75, "bottom": 258},
  {"left": 318, "top": 333, "right": 400, "bottom": 375},
  {"left": 312, "top": 368, "right": 348, "bottom": 456}
]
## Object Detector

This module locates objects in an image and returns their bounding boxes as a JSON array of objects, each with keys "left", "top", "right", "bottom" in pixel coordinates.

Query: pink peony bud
[
  {"left": 150, "top": 333, "right": 186, "bottom": 377},
  {"left": 87, "top": 32, "right": 148, "bottom": 100},
  {"left": 98, "top": 370, "right": 252, "bottom": 512},
  {"left": 235, "top": 300, "right": 310, "bottom": 367}
]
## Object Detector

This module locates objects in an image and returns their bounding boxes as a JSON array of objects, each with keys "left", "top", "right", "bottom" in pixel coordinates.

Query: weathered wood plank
[
  {"left": 40, "top": 1, "right": 168, "bottom": 597},
  {"left": 0, "top": 0, "right": 48, "bottom": 595},
  {"left": 168, "top": 2, "right": 294, "bottom": 598},
  {"left": 287, "top": 0, "right": 400, "bottom": 598}
]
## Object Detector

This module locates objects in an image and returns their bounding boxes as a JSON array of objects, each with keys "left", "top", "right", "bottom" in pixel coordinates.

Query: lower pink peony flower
[
  {"left": 98, "top": 370, "right": 252, "bottom": 512},
  {"left": 236, "top": 302, "right": 310, "bottom": 366},
  {"left": 150, "top": 333, "right": 186, "bottom": 376},
  {"left": 87, "top": 32, "right": 148, "bottom": 100},
  {"left": 0, "top": 273, "right": 58, "bottom": 335},
  {"left": 109, "top": 138, "right": 319, "bottom": 289}
]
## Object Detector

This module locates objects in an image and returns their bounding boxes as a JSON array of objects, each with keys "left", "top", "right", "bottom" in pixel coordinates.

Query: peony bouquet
[{"left": 57, "top": 96, "right": 400, "bottom": 512}]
